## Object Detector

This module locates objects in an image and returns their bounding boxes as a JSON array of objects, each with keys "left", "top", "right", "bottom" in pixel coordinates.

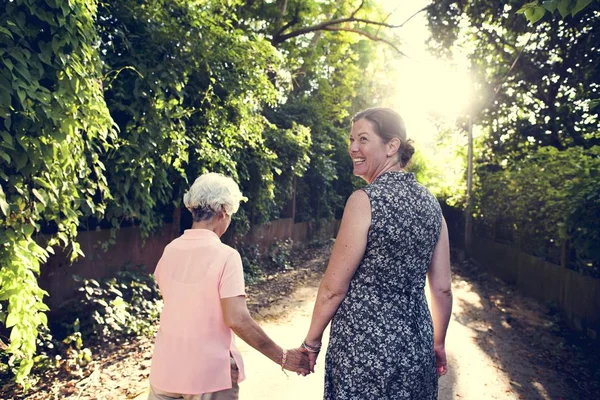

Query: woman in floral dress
[{"left": 302, "top": 108, "right": 453, "bottom": 399}]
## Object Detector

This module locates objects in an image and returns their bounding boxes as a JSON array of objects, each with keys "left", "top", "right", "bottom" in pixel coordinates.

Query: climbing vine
[{"left": 0, "top": 0, "right": 115, "bottom": 385}]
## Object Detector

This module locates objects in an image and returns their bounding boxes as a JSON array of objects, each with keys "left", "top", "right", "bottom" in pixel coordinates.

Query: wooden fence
[
  {"left": 39, "top": 218, "right": 340, "bottom": 309},
  {"left": 472, "top": 236, "right": 600, "bottom": 340},
  {"left": 233, "top": 218, "right": 340, "bottom": 251}
]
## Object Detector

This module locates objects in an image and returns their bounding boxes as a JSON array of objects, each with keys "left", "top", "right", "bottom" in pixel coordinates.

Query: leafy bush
[
  {"left": 64, "top": 265, "right": 162, "bottom": 339},
  {"left": 266, "top": 239, "right": 294, "bottom": 271},
  {"left": 0, "top": 0, "right": 115, "bottom": 384},
  {"left": 238, "top": 243, "right": 264, "bottom": 284},
  {"left": 237, "top": 238, "right": 296, "bottom": 283},
  {"left": 475, "top": 146, "right": 600, "bottom": 276},
  {"left": 0, "top": 264, "right": 162, "bottom": 385},
  {"left": 60, "top": 320, "right": 92, "bottom": 373}
]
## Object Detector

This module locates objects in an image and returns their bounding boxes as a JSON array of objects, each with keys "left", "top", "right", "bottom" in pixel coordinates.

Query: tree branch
[
  {"left": 399, "top": 4, "right": 434, "bottom": 28},
  {"left": 271, "top": 3, "right": 434, "bottom": 45},
  {"left": 322, "top": 26, "right": 408, "bottom": 58},
  {"left": 280, "top": 0, "right": 288, "bottom": 16},
  {"left": 376, "top": 5, "right": 401, "bottom": 36},
  {"left": 350, "top": 0, "right": 366, "bottom": 18},
  {"left": 273, "top": 5, "right": 301, "bottom": 40},
  {"left": 474, "top": 32, "right": 534, "bottom": 118}
]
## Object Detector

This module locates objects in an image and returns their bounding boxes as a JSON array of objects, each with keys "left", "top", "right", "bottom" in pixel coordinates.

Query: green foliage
[
  {"left": 238, "top": 122, "right": 312, "bottom": 224},
  {"left": 244, "top": 0, "right": 394, "bottom": 222},
  {"left": 0, "top": 0, "right": 114, "bottom": 385},
  {"left": 66, "top": 266, "right": 162, "bottom": 338},
  {"left": 476, "top": 146, "right": 600, "bottom": 275},
  {"left": 0, "top": 265, "right": 162, "bottom": 384},
  {"left": 266, "top": 238, "right": 294, "bottom": 271},
  {"left": 518, "top": 0, "right": 598, "bottom": 23},
  {"left": 97, "top": 0, "right": 285, "bottom": 234},
  {"left": 238, "top": 243, "right": 264, "bottom": 284},
  {"left": 61, "top": 320, "right": 92, "bottom": 372},
  {"left": 237, "top": 239, "right": 295, "bottom": 283},
  {"left": 410, "top": 123, "right": 469, "bottom": 207},
  {"left": 427, "top": 0, "right": 599, "bottom": 275},
  {"left": 428, "top": 1, "right": 599, "bottom": 159}
]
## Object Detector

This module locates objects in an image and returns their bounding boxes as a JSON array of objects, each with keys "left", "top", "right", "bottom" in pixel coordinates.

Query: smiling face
[{"left": 349, "top": 118, "right": 395, "bottom": 184}]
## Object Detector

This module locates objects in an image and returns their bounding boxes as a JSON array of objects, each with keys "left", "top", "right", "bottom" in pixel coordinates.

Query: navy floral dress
[{"left": 324, "top": 171, "right": 442, "bottom": 400}]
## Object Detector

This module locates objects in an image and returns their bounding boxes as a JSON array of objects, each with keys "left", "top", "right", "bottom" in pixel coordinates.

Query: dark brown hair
[{"left": 352, "top": 107, "right": 415, "bottom": 168}]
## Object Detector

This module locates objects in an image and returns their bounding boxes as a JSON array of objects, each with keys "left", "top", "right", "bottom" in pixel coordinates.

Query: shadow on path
[{"left": 453, "top": 259, "right": 600, "bottom": 400}]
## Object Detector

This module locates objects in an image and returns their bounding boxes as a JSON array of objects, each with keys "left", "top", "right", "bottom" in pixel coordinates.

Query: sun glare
[
  {"left": 383, "top": 55, "right": 474, "bottom": 153},
  {"left": 421, "top": 60, "right": 473, "bottom": 119},
  {"left": 375, "top": 1, "right": 474, "bottom": 137},
  {"left": 393, "top": 55, "right": 474, "bottom": 124}
]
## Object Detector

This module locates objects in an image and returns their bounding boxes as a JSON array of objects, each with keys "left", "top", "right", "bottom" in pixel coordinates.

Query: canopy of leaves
[
  {"left": 429, "top": 1, "right": 599, "bottom": 160},
  {"left": 426, "top": 1, "right": 600, "bottom": 274},
  {"left": 96, "top": 0, "right": 288, "bottom": 234}
]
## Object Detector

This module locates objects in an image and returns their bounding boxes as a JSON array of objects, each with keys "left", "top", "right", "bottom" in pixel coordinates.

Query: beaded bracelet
[{"left": 281, "top": 349, "right": 288, "bottom": 371}]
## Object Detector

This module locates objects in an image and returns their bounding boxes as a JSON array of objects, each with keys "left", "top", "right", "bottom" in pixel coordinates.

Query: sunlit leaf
[
  {"left": 10, "top": 325, "right": 22, "bottom": 343},
  {"left": 32, "top": 188, "right": 46, "bottom": 206},
  {"left": 0, "top": 185, "right": 9, "bottom": 216},
  {"left": 530, "top": 7, "right": 546, "bottom": 23},
  {"left": 5, "top": 313, "right": 18, "bottom": 328}
]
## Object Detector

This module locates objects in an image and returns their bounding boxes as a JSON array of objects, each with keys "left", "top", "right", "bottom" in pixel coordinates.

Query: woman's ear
[{"left": 387, "top": 138, "right": 401, "bottom": 157}]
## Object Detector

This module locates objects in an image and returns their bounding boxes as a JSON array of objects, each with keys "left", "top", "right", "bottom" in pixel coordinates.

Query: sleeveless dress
[{"left": 324, "top": 171, "right": 442, "bottom": 400}]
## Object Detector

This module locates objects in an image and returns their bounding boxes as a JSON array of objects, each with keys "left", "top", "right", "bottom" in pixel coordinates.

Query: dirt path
[
  {"left": 236, "top": 276, "right": 548, "bottom": 399},
  {"left": 15, "top": 247, "right": 599, "bottom": 399},
  {"left": 235, "top": 259, "right": 599, "bottom": 400}
]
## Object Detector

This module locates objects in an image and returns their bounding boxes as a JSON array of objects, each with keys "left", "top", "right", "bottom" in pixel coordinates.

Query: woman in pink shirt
[{"left": 148, "top": 173, "right": 310, "bottom": 400}]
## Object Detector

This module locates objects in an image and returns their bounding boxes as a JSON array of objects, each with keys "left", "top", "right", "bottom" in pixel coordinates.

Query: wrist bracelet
[
  {"left": 301, "top": 341, "right": 321, "bottom": 353},
  {"left": 281, "top": 349, "right": 288, "bottom": 371}
]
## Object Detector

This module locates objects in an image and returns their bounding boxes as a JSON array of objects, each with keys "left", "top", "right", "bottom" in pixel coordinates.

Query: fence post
[{"left": 559, "top": 239, "right": 569, "bottom": 307}]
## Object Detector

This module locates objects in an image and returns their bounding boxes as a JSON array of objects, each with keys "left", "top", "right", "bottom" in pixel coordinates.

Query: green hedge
[{"left": 475, "top": 146, "right": 600, "bottom": 276}]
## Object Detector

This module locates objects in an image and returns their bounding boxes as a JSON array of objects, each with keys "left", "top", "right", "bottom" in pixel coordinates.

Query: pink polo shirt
[{"left": 149, "top": 229, "right": 246, "bottom": 394}]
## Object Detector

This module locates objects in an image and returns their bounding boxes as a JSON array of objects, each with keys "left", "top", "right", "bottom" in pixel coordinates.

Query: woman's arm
[
  {"left": 304, "top": 190, "right": 371, "bottom": 346},
  {"left": 221, "top": 296, "right": 310, "bottom": 374},
  {"left": 427, "top": 217, "right": 453, "bottom": 376}
]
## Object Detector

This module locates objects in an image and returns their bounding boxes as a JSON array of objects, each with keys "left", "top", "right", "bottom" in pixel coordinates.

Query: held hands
[
  {"left": 300, "top": 339, "right": 322, "bottom": 373},
  {"left": 280, "top": 339, "right": 321, "bottom": 377},
  {"left": 282, "top": 348, "right": 311, "bottom": 376}
]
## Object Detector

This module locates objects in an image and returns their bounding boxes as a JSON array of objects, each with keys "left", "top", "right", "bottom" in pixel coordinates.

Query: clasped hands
[
  {"left": 282, "top": 340, "right": 321, "bottom": 377},
  {"left": 285, "top": 341, "right": 449, "bottom": 378}
]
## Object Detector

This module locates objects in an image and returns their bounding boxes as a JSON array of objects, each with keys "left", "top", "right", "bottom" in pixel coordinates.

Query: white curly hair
[{"left": 183, "top": 173, "right": 247, "bottom": 220}]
